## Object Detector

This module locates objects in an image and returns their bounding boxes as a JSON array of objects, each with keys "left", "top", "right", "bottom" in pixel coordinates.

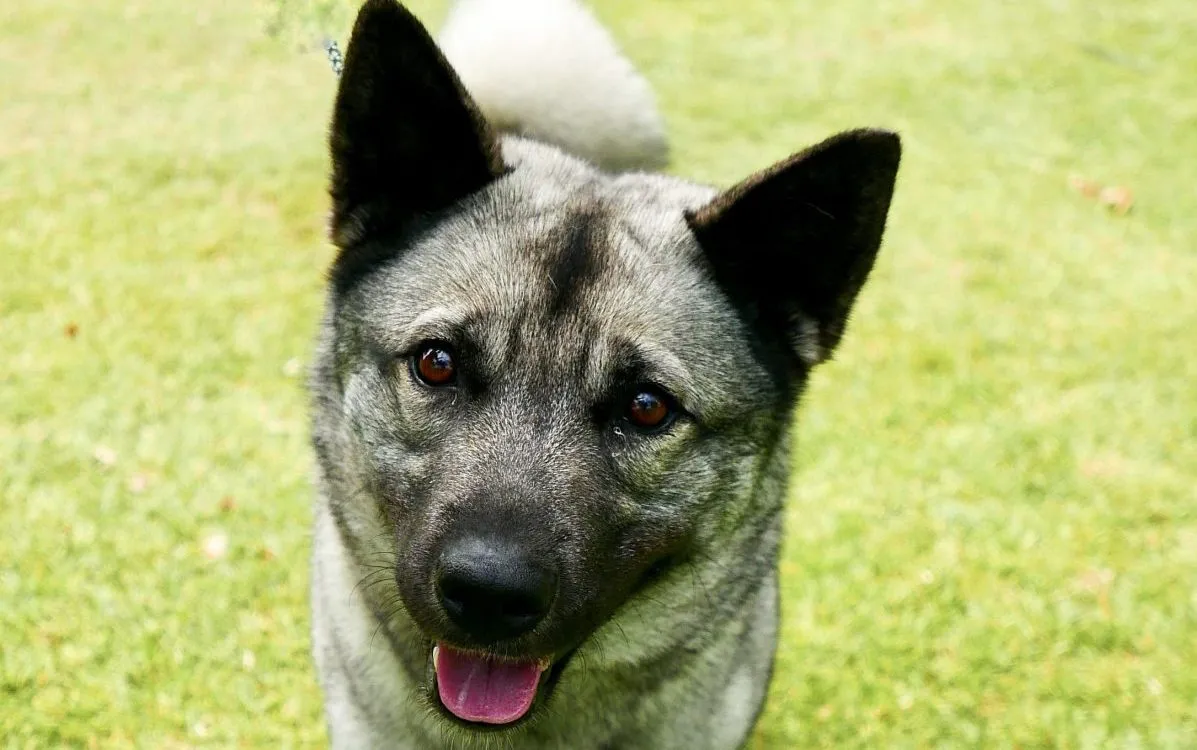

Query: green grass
[{"left": 2, "top": 0, "right": 1195, "bottom": 746}]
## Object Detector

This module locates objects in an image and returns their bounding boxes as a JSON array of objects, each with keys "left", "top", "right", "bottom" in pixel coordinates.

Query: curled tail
[{"left": 436, "top": 0, "right": 669, "bottom": 172}]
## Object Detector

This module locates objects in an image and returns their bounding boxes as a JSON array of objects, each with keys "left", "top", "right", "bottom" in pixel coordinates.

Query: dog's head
[{"left": 313, "top": 0, "right": 899, "bottom": 732}]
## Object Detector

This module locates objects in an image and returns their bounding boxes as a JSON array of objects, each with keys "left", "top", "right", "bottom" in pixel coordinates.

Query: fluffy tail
[{"left": 437, "top": 0, "right": 669, "bottom": 172}]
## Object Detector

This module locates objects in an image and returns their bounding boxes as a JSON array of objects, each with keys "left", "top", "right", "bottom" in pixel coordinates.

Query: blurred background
[{"left": 2, "top": 0, "right": 1194, "bottom": 746}]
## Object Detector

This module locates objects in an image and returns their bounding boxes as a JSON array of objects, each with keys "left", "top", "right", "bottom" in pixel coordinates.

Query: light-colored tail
[{"left": 437, "top": 0, "right": 669, "bottom": 172}]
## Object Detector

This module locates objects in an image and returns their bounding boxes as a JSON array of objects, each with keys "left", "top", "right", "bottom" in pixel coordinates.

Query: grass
[{"left": 2, "top": 0, "right": 1195, "bottom": 746}]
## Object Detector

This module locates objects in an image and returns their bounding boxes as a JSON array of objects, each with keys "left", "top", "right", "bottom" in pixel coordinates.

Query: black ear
[
  {"left": 687, "top": 129, "right": 901, "bottom": 367},
  {"left": 329, "top": 0, "right": 504, "bottom": 248}
]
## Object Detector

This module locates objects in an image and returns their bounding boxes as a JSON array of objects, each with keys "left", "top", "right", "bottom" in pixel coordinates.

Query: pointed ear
[
  {"left": 687, "top": 129, "right": 901, "bottom": 367},
  {"left": 329, "top": 0, "right": 504, "bottom": 248}
]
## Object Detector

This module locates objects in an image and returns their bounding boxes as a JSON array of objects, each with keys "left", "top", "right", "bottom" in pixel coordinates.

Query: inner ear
[
  {"left": 328, "top": 0, "right": 505, "bottom": 249},
  {"left": 687, "top": 128, "right": 901, "bottom": 367}
]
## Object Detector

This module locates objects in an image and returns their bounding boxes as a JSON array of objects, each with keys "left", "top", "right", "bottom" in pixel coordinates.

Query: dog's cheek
[
  {"left": 592, "top": 433, "right": 716, "bottom": 572},
  {"left": 341, "top": 364, "right": 446, "bottom": 486},
  {"left": 386, "top": 446, "right": 480, "bottom": 593},
  {"left": 554, "top": 494, "right": 691, "bottom": 627},
  {"left": 385, "top": 483, "right": 444, "bottom": 621},
  {"left": 608, "top": 422, "right": 699, "bottom": 493}
]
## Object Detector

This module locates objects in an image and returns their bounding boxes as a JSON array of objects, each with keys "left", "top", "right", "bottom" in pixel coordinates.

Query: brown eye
[
  {"left": 626, "top": 388, "right": 673, "bottom": 431},
  {"left": 412, "top": 343, "right": 457, "bottom": 386}
]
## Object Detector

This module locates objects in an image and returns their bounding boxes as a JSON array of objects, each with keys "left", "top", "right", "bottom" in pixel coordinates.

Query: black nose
[{"left": 436, "top": 535, "right": 557, "bottom": 643}]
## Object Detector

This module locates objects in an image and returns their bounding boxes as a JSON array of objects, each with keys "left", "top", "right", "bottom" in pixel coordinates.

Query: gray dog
[{"left": 309, "top": 1, "right": 901, "bottom": 747}]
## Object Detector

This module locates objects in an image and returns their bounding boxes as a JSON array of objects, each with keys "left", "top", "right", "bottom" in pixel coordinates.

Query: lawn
[{"left": 2, "top": 0, "right": 1195, "bottom": 747}]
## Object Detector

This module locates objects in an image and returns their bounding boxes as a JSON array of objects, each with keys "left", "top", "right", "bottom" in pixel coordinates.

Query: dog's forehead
[{"left": 436, "top": 174, "right": 731, "bottom": 347}]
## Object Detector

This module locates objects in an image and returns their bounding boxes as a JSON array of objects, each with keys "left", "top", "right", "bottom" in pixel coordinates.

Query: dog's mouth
[
  {"left": 431, "top": 643, "right": 569, "bottom": 726},
  {"left": 423, "top": 557, "right": 679, "bottom": 726}
]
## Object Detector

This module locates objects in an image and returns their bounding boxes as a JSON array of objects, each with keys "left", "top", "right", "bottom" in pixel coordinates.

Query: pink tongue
[{"left": 434, "top": 644, "right": 544, "bottom": 725}]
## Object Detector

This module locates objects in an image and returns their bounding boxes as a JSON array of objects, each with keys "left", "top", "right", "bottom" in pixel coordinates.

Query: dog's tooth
[{"left": 432, "top": 645, "right": 440, "bottom": 673}]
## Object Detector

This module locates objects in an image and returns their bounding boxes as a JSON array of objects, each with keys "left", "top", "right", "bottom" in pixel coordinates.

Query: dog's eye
[
  {"left": 625, "top": 388, "right": 674, "bottom": 431},
  {"left": 411, "top": 342, "right": 457, "bottom": 386}
]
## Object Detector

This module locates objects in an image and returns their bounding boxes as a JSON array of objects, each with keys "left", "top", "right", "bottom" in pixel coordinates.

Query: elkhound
[{"left": 309, "top": 1, "right": 901, "bottom": 747}]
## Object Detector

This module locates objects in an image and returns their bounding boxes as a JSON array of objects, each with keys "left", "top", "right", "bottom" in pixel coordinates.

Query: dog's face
[
  {"left": 330, "top": 168, "right": 790, "bottom": 706},
  {"left": 313, "top": 0, "right": 899, "bottom": 731}
]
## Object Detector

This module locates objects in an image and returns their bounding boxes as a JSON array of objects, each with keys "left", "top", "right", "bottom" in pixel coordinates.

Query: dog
[{"left": 308, "top": 1, "right": 900, "bottom": 747}]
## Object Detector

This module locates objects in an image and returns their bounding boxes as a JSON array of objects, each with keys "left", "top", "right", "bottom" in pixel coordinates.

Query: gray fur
[{"left": 309, "top": 2, "right": 900, "bottom": 748}]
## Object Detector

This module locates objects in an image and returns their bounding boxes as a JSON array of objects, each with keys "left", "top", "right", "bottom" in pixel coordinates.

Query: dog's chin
[{"left": 424, "top": 642, "right": 579, "bottom": 731}]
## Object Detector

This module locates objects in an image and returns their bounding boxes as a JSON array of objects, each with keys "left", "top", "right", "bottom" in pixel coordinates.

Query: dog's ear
[
  {"left": 329, "top": 0, "right": 504, "bottom": 248},
  {"left": 688, "top": 129, "right": 900, "bottom": 367}
]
